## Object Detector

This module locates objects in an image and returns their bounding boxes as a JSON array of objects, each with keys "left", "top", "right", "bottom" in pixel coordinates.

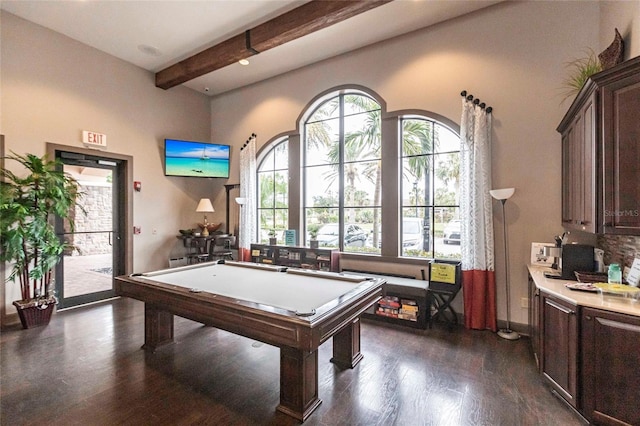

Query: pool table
[{"left": 115, "top": 261, "right": 384, "bottom": 421}]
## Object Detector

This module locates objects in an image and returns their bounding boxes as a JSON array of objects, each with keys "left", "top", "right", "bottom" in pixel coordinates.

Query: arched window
[
  {"left": 256, "top": 138, "right": 288, "bottom": 244},
  {"left": 252, "top": 86, "right": 459, "bottom": 263},
  {"left": 400, "top": 116, "right": 460, "bottom": 259},
  {"left": 303, "top": 92, "right": 381, "bottom": 253}
]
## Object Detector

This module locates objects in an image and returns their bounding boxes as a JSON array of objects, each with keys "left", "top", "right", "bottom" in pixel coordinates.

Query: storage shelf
[{"left": 250, "top": 244, "right": 339, "bottom": 272}]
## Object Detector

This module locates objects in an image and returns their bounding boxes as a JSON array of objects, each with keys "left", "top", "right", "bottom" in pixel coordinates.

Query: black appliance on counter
[{"left": 561, "top": 244, "right": 595, "bottom": 280}]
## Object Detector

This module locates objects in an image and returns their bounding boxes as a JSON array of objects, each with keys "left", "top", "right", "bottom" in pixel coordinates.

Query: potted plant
[
  {"left": 308, "top": 224, "right": 320, "bottom": 249},
  {"left": 561, "top": 49, "right": 602, "bottom": 102},
  {"left": 0, "top": 152, "right": 82, "bottom": 328},
  {"left": 268, "top": 229, "right": 277, "bottom": 245}
]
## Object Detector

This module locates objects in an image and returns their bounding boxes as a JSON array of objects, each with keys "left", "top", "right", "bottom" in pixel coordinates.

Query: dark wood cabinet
[
  {"left": 599, "top": 61, "right": 640, "bottom": 235},
  {"left": 530, "top": 267, "right": 640, "bottom": 423},
  {"left": 557, "top": 56, "right": 640, "bottom": 235},
  {"left": 540, "top": 292, "right": 578, "bottom": 408},
  {"left": 528, "top": 273, "right": 541, "bottom": 369},
  {"left": 581, "top": 307, "right": 640, "bottom": 425},
  {"left": 250, "top": 243, "right": 339, "bottom": 272},
  {"left": 559, "top": 90, "right": 596, "bottom": 232}
]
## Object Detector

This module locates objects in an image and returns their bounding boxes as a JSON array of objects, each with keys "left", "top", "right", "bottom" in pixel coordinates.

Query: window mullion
[{"left": 338, "top": 94, "right": 345, "bottom": 251}]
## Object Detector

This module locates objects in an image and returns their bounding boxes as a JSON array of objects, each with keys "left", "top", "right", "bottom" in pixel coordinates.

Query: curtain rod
[
  {"left": 240, "top": 133, "right": 257, "bottom": 151},
  {"left": 460, "top": 90, "right": 493, "bottom": 114}
]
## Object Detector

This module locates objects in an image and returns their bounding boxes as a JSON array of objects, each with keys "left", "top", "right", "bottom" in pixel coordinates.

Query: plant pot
[
  {"left": 13, "top": 297, "right": 56, "bottom": 329},
  {"left": 269, "top": 238, "right": 277, "bottom": 245},
  {"left": 310, "top": 240, "right": 319, "bottom": 249}
]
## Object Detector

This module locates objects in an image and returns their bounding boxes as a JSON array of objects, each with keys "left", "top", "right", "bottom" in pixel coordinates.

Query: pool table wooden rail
[
  {"left": 114, "top": 273, "right": 383, "bottom": 352},
  {"left": 114, "top": 267, "right": 384, "bottom": 422}
]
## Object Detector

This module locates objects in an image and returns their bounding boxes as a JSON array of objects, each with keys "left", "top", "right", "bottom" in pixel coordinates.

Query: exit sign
[{"left": 82, "top": 130, "right": 107, "bottom": 149}]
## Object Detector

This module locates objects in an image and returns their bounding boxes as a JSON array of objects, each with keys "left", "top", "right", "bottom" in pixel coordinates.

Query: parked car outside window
[
  {"left": 402, "top": 217, "right": 425, "bottom": 251},
  {"left": 317, "top": 223, "right": 368, "bottom": 247},
  {"left": 443, "top": 219, "right": 461, "bottom": 245}
]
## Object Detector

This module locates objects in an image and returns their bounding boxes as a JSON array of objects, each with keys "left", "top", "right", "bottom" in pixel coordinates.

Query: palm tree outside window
[
  {"left": 401, "top": 117, "right": 461, "bottom": 259},
  {"left": 257, "top": 139, "right": 288, "bottom": 244},
  {"left": 254, "top": 86, "right": 460, "bottom": 261},
  {"left": 303, "top": 93, "right": 382, "bottom": 253}
]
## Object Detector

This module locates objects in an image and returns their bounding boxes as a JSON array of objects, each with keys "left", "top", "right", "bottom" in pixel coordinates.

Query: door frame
[
  {"left": 47, "top": 143, "right": 133, "bottom": 306},
  {"left": 0, "top": 135, "right": 7, "bottom": 327}
]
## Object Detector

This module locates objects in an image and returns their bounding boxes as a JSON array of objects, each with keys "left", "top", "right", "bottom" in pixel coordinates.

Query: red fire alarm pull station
[{"left": 134, "top": 181, "right": 141, "bottom": 192}]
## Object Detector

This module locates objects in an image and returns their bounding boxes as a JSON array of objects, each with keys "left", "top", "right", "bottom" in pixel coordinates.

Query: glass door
[{"left": 55, "top": 154, "right": 122, "bottom": 309}]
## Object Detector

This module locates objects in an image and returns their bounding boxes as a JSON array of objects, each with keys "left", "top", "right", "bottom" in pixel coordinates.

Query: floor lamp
[{"left": 490, "top": 187, "right": 519, "bottom": 340}]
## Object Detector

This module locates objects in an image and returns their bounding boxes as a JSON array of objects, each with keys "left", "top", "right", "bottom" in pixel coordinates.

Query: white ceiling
[{"left": 1, "top": 0, "right": 502, "bottom": 96}]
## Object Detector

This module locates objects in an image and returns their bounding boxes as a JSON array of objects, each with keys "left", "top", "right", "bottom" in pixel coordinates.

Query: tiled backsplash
[{"left": 597, "top": 234, "right": 640, "bottom": 268}]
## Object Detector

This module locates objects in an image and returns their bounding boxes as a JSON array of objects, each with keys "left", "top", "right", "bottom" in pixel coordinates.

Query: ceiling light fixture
[
  {"left": 238, "top": 29, "right": 258, "bottom": 66},
  {"left": 137, "top": 44, "right": 162, "bottom": 57}
]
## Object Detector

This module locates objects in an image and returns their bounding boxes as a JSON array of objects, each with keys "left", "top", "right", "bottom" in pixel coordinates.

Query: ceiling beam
[{"left": 155, "top": 0, "right": 392, "bottom": 90}]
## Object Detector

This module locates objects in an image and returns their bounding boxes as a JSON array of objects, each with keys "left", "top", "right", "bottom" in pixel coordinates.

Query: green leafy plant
[
  {"left": 562, "top": 50, "right": 602, "bottom": 102},
  {"left": 268, "top": 229, "right": 277, "bottom": 237},
  {"left": 308, "top": 224, "right": 320, "bottom": 240},
  {"left": 0, "top": 152, "right": 82, "bottom": 302}
]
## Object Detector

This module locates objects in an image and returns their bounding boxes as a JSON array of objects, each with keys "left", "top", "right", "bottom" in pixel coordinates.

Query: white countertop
[{"left": 528, "top": 264, "right": 640, "bottom": 317}]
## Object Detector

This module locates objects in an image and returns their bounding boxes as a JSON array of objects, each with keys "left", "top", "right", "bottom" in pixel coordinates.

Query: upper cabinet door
[
  {"left": 558, "top": 87, "right": 597, "bottom": 233},
  {"left": 558, "top": 56, "right": 640, "bottom": 235},
  {"left": 601, "top": 68, "right": 640, "bottom": 235}
]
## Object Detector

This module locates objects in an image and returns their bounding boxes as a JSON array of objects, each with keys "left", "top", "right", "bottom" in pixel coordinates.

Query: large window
[
  {"left": 253, "top": 87, "right": 460, "bottom": 262},
  {"left": 401, "top": 117, "right": 460, "bottom": 259},
  {"left": 303, "top": 93, "right": 381, "bottom": 253},
  {"left": 257, "top": 139, "right": 288, "bottom": 244}
]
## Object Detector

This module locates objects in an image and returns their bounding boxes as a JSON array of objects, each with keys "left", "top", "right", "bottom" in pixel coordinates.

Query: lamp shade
[
  {"left": 235, "top": 197, "right": 247, "bottom": 206},
  {"left": 196, "top": 198, "right": 215, "bottom": 213},
  {"left": 489, "top": 188, "right": 515, "bottom": 201}
]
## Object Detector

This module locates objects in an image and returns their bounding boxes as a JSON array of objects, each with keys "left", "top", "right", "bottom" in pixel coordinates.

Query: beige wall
[
  {"left": 210, "top": 1, "right": 609, "bottom": 326},
  {"left": 0, "top": 12, "right": 217, "bottom": 312},
  {"left": 2, "top": 1, "right": 638, "bottom": 327}
]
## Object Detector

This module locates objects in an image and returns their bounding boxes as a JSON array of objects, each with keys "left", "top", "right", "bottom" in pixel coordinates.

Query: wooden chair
[
  {"left": 427, "top": 259, "right": 462, "bottom": 329},
  {"left": 208, "top": 235, "right": 235, "bottom": 261}
]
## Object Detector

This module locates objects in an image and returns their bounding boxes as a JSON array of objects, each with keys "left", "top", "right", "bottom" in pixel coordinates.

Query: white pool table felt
[{"left": 142, "top": 262, "right": 371, "bottom": 314}]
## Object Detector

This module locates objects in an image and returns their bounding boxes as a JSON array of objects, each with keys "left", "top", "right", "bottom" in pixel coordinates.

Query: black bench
[{"left": 344, "top": 259, "right": 462, "bottom": 330}]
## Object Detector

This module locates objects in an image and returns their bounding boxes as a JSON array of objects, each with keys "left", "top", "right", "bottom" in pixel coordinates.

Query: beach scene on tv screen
[{"left": 165, "top": 140, "right": 229, "bottom": 177}]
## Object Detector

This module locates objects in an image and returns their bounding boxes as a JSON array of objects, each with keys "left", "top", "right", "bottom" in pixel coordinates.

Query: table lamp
[
  {"left": 489, "top": 187, "right": 519, "bottom": 340},
  {"left": 196, "top": 198, "right": 215, "bottom": 236}
]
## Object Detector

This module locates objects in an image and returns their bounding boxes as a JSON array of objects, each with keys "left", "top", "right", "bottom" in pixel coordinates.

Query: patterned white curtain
[
  {"left": 459, "top": 94, "right": 497, "bottom": 331},
  {"left": 238, "top": 134, "right": 257, "bottom": 261}
]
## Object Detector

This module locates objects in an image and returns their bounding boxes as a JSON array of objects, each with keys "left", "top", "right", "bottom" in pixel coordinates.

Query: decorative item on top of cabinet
[
  {"left": 598, "top": 28, "right": 624, "bottom": 70},
  {"left": 557, "top": 56, "right": 640, "bottom": 235}
]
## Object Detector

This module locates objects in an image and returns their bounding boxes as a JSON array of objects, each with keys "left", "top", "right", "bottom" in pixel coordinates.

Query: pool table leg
[
  {"left": 142, "top": 303, "right": 174, "bottom": 351},
  {"left": 277, "top": 347, "right": 321, "bottom": 422},
  {"left": 330, "top": 317, "right": 363, "bottom": 369}
]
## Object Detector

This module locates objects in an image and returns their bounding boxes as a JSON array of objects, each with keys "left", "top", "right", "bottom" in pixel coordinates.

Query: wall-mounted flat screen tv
[{"left": 164, "top": 139, "right": 230, "bottom": 178}]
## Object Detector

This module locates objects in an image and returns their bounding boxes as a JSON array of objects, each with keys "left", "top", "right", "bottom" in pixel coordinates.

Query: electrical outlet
[{"left": 520, "top": 297, "right": 529, "bottom": 309}]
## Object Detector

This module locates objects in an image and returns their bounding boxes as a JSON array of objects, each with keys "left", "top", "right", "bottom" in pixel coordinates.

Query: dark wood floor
[{"left": 1, "top": 297, "right": 584, "bottom": 425}]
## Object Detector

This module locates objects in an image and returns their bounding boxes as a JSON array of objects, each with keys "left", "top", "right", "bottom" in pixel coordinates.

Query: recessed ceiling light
[
  {"left": 239, "top": 59, "right": 250, "bottom": 66},
  {"left": 138, "top": 44, "right": 162, "bottom": 57}
]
